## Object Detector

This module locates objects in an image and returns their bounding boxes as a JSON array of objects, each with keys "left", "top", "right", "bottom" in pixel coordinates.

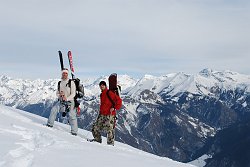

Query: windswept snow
[{"left": 0, "top": 105, "right": 195, "bottom": 167}]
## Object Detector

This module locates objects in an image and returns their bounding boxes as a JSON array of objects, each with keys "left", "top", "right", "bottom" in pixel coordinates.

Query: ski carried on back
[
  {"left": 67, "top": 51, "right": 75, "bottom": 79},
  {"left": 67, "top": 51, "right": 84, "bottom": 116},
  {"left": 58, "top": 51, "right": 64, "bottom": 70}
]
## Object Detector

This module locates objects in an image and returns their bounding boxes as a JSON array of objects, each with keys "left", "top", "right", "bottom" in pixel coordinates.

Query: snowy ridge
[
  {"left": 1, "top": 69, "right": 250, "bottom": 106},
  {"left": 129, "top": 69, "right": 250, "bottom": 98},
  {"left": 0, "top": 75, "right": 58, "bottom": 107},
  {"left": 0, "top": 105, "right": 195, "bottom": 167},
  {"left": 0, "top": 75, "right": 138, "bottom": 106}
]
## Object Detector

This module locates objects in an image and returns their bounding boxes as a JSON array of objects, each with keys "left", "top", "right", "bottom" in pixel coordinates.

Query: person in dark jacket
[{"left": 91, "top": 81, "right": 122, "bottom": 145}]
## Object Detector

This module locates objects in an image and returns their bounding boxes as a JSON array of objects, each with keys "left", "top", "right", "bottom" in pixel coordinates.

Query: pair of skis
[{"left": 58, "top": 51, "right": 75, "bottom": 79}]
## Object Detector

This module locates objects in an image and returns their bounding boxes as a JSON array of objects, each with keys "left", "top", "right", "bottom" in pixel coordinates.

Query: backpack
[{"left": 58, "top": 78, "right": 84, "bottom": 107}]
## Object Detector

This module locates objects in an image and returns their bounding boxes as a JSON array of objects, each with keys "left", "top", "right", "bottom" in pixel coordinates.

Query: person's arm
[
  {"left": 109, "top": 91, "right": 122, "bottom": 110},
  {"left": 66, "top": 81, "right": 76, "bottom": 101},
  {"left": 56, "top": 81, "right": 65, "bottom": 99},
  {"left": 114, "top": 95, "right": 122, "bottom": 110},
  {"left": 56, "top": 90, "right": 60, "bottom": 98},
  {"left": 56, "top": 82, "right": 60, "bottom": 98}
]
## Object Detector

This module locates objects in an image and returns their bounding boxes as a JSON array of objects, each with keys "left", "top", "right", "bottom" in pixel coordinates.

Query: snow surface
[
  {"left": 242, "top": 101, "right": 247, "bottom": 107},
  {"left": 0, "top": 105, "right": 195, "bottom": 167},
  {"left": 189, "top": 154, "right": 211, "bottom": 167}
]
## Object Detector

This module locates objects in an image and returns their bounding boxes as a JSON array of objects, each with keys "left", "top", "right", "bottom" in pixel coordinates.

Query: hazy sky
[{"left": 0, "top": 0, "right": 249, "bottom": 79}]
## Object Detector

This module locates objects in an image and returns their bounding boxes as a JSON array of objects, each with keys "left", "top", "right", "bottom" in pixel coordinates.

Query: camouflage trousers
[{"left": 92, "top": 114, "right": 115, "bottom": 145}]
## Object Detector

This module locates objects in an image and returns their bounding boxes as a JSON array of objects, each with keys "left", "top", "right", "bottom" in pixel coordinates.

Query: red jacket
[{"left": 100, "top": 88, "right": 122, "bottom": 115}]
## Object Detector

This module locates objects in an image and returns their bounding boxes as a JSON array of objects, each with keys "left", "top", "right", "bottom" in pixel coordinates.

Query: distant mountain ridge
[{"left": 1, "top": 68, "right": 249, "bottom": 106}]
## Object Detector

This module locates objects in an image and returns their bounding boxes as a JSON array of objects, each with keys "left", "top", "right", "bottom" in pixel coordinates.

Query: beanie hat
[
  {"left": 99, "top": 81, "right": 107, "bottom": 86},
  {"left": 62, "top": 68, "right": 69, "bottom": 74}
]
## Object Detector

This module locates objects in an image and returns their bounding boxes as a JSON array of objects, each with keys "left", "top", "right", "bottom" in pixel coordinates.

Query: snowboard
[{"left": 108, "top": 73, "right": 117, "bottom": 90}]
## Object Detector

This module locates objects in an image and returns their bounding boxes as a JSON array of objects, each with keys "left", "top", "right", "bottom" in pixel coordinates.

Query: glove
[
  {"left": 77, "top": 107, "right": 81, "bottom": 116},
  {"left": 62, "top": 112, "right": 66, "bottom": 117}
]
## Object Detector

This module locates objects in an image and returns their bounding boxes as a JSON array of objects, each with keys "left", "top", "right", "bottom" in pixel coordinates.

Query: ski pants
[
  {"left": 47, "top": 101, "right": 78, "bottom": 134},
  {"left": 92, "top": 114, "right": 115, "bottom": 145}
]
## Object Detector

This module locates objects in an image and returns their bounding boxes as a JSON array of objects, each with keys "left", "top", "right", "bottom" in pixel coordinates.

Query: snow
[
  {"left": 198, "top": 125, "right": 216, "bottom": 138},
  {"left": 242, "top": 101, "right": 247, "bottom": 107},
  {"left": 185, "top": 115, "right": 215, "bottom": 138},
  {"left": 123, "top": 119, "right": 132, "bottom": 135},
  {"left": 0, "top": 74, "right": 139, "bottom": 107},
  {"left": 0, "top": 105, "right": 195, "bottom": 167},
  {"left": 124, "top": 102, "right": 139, "bottom": 121},
  {"left": 172, "top": 96, "right": 179, "bottom": 102},
  {"left": 83, "top": 75, "right": 138, "bottom": 96},
  {"left": 127, "top": 69, "right": 250, "bottom": 98},
  {"left": 189, "top": 154, "right": 211, "bottom": 167},
  {"left": 173, "top": 115, "right": 182, "bottom": 125},
  {"left": 188, "top": 121, "right": 198, "bottom": 129}
]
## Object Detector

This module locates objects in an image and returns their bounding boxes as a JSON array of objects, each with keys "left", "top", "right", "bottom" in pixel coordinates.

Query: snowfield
[{"left": 0, "top": 105, "right": 195, "bottom": 167}]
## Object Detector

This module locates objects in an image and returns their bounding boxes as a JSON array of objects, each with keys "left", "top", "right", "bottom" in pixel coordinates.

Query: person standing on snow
[
  {"left": 47, "top": 68, "right": 78, "bottom": 136},
  {"left": 91, "top": 81, "right": 122, "bottom": 145}
]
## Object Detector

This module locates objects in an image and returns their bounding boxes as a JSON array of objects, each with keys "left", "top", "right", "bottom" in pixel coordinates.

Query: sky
[{"left": 0, "top": 0, "right": 249, "bottom": 79}]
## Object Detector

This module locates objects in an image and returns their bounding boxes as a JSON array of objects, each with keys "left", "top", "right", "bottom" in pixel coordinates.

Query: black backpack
[{"left": 58, "top": 78, "right": 84, "bottom": 107}]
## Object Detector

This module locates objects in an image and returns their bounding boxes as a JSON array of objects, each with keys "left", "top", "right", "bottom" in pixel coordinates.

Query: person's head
[
  {"left": 99, "top": 81, "right": 107, "bottom": 91},
  {"left": 61, "top": 68, "right": 69, "bottom": 80}
]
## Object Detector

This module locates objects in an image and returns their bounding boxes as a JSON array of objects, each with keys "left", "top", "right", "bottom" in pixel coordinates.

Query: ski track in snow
[
  {"left": 0, "top": 107, "right": 61, "bottom": 167},
  {"left": 0, "top": 124, "right": 56, "bottom": 167}
]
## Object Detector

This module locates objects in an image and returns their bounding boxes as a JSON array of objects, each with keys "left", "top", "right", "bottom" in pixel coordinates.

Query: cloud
[{"left": 0, "top": 0, "right": 249, "bottom": 79}]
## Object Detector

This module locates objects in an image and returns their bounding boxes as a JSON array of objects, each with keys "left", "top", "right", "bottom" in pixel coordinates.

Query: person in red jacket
[{"left": 91, "top": 81, "right": 122, "bottom": 145}]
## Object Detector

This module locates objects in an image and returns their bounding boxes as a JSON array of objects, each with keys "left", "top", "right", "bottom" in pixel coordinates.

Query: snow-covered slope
[
  {"left": 189, "top": 155, "right": 211, "bottom": 167},
  {"left": 0, "top": 105, "right": 195, "bottom": 167}
]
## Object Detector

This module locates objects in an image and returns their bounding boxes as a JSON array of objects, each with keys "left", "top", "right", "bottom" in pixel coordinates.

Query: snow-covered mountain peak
[
  {"left": 143, "top": 74, "right": 156, "bottom": 80},
  {"left": 126, "top": 70, "right": 250, "bottom": 98},
  {"left": 0, "top": 75, "right": 10, "bottom": 81},
  {"left": 199, "top": 68, "right": 214, "bottom": 77},
  {"left": 160, "top": 73, "right": 178, "bottom": 79},
  {"left": 117, "top": 74, "right": 138, "bottom": 91}
]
